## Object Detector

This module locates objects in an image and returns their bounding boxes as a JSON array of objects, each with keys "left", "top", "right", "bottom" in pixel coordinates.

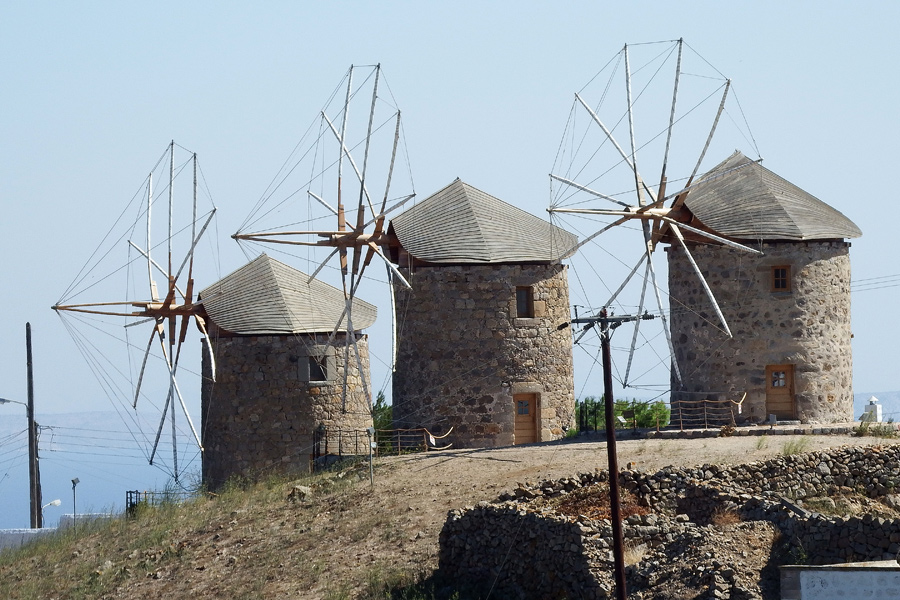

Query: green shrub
[
  {"left": 853, "top": 417, "right": 897, "bottom": 438},
  {"left": 372, "top": 390, "right": 392, "bottom": 432},
  {"left": 574, "top": 396, "right": 670, "bottom": 431},
  {"left": 782, "top": 437, "right": 812, "bottom": 456}
]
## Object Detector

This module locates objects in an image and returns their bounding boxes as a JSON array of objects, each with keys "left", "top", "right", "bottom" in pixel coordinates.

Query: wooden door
[
  {"left": 766, "top": 365, "right": 795, "bottom": 420},
  {"left": 514, "top": 393, "right": 538, "bottom": 445}
]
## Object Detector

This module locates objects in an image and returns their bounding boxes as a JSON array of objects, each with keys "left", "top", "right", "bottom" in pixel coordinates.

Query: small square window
[
  {"left": 517, "top": 400, "right": 530, "bottom": 415},
  {"left": 516, "top": 286, "right": 534, "bottom": 318},
  {"left": 771, "top": 370, "right": 787, "bottom": 388},
  {"left": 309, "top": 356, "right": 327, "bottom": 382},
  {"left": 772, "top": 266, "right": 791, "bottom": 292}
]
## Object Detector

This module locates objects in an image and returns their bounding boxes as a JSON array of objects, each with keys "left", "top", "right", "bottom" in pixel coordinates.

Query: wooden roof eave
[{"left": 658, "top": 205, "right": 763, "bottom": 252}]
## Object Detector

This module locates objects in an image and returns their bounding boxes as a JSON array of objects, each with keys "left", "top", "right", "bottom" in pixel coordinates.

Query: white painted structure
[
  {"left": 781, "top": 561, "right": 900, "bottom": 599},
  {"left": 0, "top": 513, "right": 113, "bottom": 552},
  {"left": 0, "top": 528, "right": 57, "bottom": 552},
  {"left": 864, "top": 396, "right": 883, "bottom": 422}
]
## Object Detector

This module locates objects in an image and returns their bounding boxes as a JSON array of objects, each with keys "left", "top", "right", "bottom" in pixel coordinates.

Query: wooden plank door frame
[
  {"left": 513, "top": 393, "right": 539, "bottom": 445},
  {"left": 765, "top": 364, "right": 796, "bottom": 420}
]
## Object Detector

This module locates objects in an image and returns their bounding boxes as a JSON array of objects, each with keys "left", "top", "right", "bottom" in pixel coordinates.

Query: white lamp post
[
  {"left": 41, "top": 499, "right": 61, "bottom": 525},
  {"left": 71, "top": 478, "right": 80, "bottom": 535}
]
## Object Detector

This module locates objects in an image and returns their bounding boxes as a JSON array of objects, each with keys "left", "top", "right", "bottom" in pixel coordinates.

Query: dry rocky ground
[{"left": 1, "top": 430, "right": 897, "bottom": 599}]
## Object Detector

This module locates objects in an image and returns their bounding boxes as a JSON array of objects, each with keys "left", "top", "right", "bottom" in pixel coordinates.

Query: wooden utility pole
[
  {"left": 26, "top": 322, "right": 43, "bottom": 529},
  {"left": 570, "top": 308, "right": 655, "bottom": 600},
  {"left": 599, "top": 311, "right": 628, "bottom": 600}
]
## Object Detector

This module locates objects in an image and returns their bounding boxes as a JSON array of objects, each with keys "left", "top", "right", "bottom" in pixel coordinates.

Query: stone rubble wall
[
  {"left": 392, "top": 263, "right": 575, "bottom": 447},
  {"left": 667, "top": 241, "right": 853, "bottom": 424},
  {"left": 201, "top": 333, "right": 373, "bottom": 489},
  {"left": 440, "top": 504, "right": 601, "bottom": 599},
  {"left": 440, "top": 444, "right": 900, "bottom": 598}
]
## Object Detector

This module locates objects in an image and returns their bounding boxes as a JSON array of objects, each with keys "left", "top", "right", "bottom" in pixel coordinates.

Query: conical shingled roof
[
  {"left": 198, "top": 254, "right": 376, "bottom": 335},
  {"left": 683, "top": 151, "right": 861, "bottom": 241},
  {"left": 390, "top": 179, "right": 578, "bottom": 264}
]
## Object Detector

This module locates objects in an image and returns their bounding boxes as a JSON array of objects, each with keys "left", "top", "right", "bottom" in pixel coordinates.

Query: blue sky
[{"left": 1, "top": 2, "right": 899, "bottom": 525}]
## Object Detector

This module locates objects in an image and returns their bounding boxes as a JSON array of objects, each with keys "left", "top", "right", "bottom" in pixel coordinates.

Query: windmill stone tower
[
  {"left": 198, "top": 253, "right": 375, "bottom": 488},
  {"left": 388, "top": 179, "right": 578, "bottom": 447},
  {"left": 666, "top": 152, "right": 861, "bottom": 424}
]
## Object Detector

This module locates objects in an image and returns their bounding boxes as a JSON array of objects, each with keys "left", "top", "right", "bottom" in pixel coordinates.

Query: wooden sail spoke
[
  {"left": 355, "top": 63, "right": 381, "bottom": 223},
  {"left": 194, "top": 313, "right": 216, "bottom": 383},
  {"left": 149, "top": 391, "right": 171, "bottom": 466},
  {"left": 232, "top": 228, "right": 391, "bottom": 251},
  {"left": 556, "top": 214, "right": 632, "bottom": 257},
  {"left": 308, "top": 247, "right": 341, "bottom": 283},
  {"left": 172, "top": 209, "right": 216, "bottom": 284},
  {"left": 322, "top": 111, "right": 376, "bottom": 218},
  {"left": 550, "top": 174, "right": 631, "bottom": 208},
  {"left": 605, "top": 253, "right": 647, "bottom": 309},
  {"left": 52, "top": 300, "right": 160, "bottom": 318},
  {"left": 133, "top": 325, "right": 158, "bottom": 408},
  {"left": 573, "top": 92, "right": 658, "bottom": 205},
  {"left": 367, "top": 242, "right": 412, "bottom": 290},
  {"left": 339, "top": 246, "right": 349, "bottom": 276},
  {"left": 360, "top": 216, "right": 388, "bottom": 271},
  {"left": 154, "top": 332, "right": 203, "bottom": 450},
  {"left": 625, "top": 44, "right": 647, "bottom": 209},
  {"left": 378, "top": 110, "right": 402, "bottom": 218},
  {"left": 646, "top": 251, "right": 682, "bottom": 385},
  {"left": 658, "top": 39, "right": 683, "bottom": 194},
  {"left": 178, "top": 311, "right": 191, "bottom": 345},
  {"left": 669, "top": 223, "right": 732, "bottom": 337},
  {"left": 129, "top": 241, "right": 185, "bottom": 300},
  {"left": 308, "top": 190, "right": 338, "bottom": 216},
  {"left": 351, "top": 242, "right": 364, "bottom": 277},
  {"left": 623, "top": 260, "right": 652, "bottom": 387},
  {"left": 650, "top": 178, "right": 668, "bottom": 250},
  {"left": 363, "top": 193, "right": 416, "bottom": 230}
]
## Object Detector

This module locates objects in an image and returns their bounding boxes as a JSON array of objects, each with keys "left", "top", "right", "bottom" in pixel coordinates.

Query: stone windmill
[
  {"left": 665, "top": 151, "right": 861, "bottom": 424},
  {"left": 388, "top": 179, "right": 578, "bottom": 447},
  {"left": 548, "top": 40, "right": 766, "bottom": 401},
  {"left": 196, "top": 253, "right": 377, "bottom": 488},
  {"left": 548, "top": 40, "right": 861, "bottom": 427}
]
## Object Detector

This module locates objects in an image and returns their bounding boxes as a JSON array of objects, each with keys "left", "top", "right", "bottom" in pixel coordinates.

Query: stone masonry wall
[
  {"left": 392, "top": 263, "right": 575, "bottom": 447},
  {"left": 440, "top": 444, "right": 900, "bottom": 598},
  {"left": 201, "top": 333, "right": 373, "bottom": 489},
  {"left": 667, "top": 241, "right": 853, "bottom": 424}
]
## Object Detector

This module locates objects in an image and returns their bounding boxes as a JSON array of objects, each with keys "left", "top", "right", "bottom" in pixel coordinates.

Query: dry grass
[
  {"left": 710, "top": 507, "right": 743, "bottom": 526},
  {"left": 853, "top": 420, "right": 899, "bottom": 438},
  {"left": 2, "top": 435, "right": 896, "bottom": 599},
  {"left": 623, "top": 542, "right": 648, "bottom": 566},
  {"left": 548, "top": 483, "right": 650, "bottom": 522},
  {"left": 782, "top": 436, "right": 812, "bottom": 455},
  {"left": 0, "top": 462, "right": 418, "bottom": 600}
]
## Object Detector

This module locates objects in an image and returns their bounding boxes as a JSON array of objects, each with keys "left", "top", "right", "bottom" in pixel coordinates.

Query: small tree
[
  {"left": 632, "top": 400, "right": 670, "bottom": 428},
  {"left": 371, "top": 391, "right": 392, "bottom": 431},
  {"left": 575, "top": 396, "right": 604, "bottom": 431},
  {"left": 574, "top": 396, "right": 670, "bottom": 431}
]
